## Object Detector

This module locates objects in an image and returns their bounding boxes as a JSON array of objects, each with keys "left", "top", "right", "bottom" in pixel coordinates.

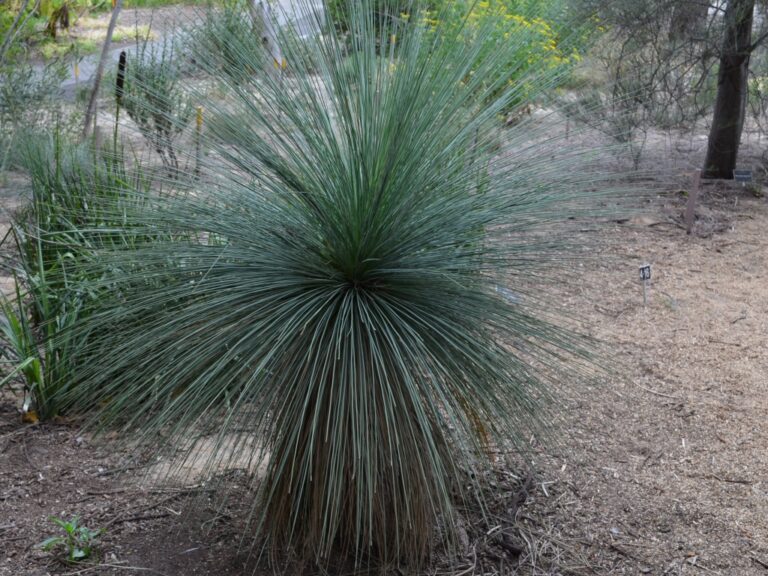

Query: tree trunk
[
  {"left": 702, "top": 0, "right": 754, "bottom": 179},
  {"left": 81, "top": 0, "right": 123, "bottom": 140},
  {"left": 669, "top": 1, "right": 709, "bottom": 43},
  {"left": 250, "top": 0, "right": 284, "bottom": 75}
]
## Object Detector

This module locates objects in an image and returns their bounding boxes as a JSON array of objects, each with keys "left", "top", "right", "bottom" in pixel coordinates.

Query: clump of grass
[
  {"left": 0, "top": 59, "right": 69, "bottom": 178},
  {"left": 120, "top": 38, "right": 193, "bottom": 172},
  {"left": 186, "top": 1, "right": 266, "bottom": 85},
  {"left": 0, "top": 134, "right": 154, "bottom": 419}
]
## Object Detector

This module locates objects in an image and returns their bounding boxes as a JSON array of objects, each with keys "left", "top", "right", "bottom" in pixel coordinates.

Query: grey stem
[
  {"left": 0, "top": 0, "right": 37, "bottom": 66},
  {"left": 81, "top": 0, "right": 124, "bottom": 140}
]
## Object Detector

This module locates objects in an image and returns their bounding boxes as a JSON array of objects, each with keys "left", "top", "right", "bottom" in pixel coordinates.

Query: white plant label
[{"left": 639, "top": 264, "right": 651, "bottom": 306}]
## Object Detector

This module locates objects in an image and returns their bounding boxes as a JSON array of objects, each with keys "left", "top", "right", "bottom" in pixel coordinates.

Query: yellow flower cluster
[
  {"left": 397, "top": 0, "right": 584, "bottom": 110},
  {"left": 435, "top": 0, "right": 584, "bottom": 109},
  {"left": 464, "top": 2, "right": 575, "bottom": 69}
]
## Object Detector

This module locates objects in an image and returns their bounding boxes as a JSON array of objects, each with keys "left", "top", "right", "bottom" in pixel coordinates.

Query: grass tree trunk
[
  {"left": 669, "top": 1, "right": 709, "bottom": 43},
  {"left": 702, "top": 0, "right": 754, "bottom": 179},
  {"left": 81, "top": 0, "right": 123, "bottom": 140}
]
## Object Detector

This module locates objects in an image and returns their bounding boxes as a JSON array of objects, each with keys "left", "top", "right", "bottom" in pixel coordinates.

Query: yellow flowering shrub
[
  {"left": 436, "top": 0, "right": 582, "bottom": 111},
  {"left": 326, "top": 0, "right": 586, "bottom": 112}
]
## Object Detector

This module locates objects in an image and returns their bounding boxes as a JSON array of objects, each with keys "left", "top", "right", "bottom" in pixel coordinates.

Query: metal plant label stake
[
  {"left": 733, "top": 169, "right": 753, "bottom": 188},
  {"left": 639, "top": 264, "right": 652, "bottom": 306}
]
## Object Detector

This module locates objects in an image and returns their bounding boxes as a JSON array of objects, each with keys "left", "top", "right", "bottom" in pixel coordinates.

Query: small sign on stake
[
  {"left": 733, "top": 169, "right": 753, "bottom": 187},
  {"left": 639, "top": 264, "right": 651, "bottom": 306}
]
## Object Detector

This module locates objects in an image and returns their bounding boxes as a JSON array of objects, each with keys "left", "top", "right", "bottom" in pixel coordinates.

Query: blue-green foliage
[{"left": 36, "top": 0, "right": 625, "bottom": 569}]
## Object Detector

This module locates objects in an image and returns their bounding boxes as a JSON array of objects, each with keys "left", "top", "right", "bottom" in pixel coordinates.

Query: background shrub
[{"left": 326, "top": 0, "right": 586, "bottom": 111}]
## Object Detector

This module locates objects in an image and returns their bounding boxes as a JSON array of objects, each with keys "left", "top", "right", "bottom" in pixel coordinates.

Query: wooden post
[{"left": 684, "top": 172, "right": 701, "bottom": 235}]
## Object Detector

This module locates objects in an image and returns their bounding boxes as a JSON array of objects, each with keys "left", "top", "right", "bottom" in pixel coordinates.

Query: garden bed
[{"left": 1, "top": 158, "right": 766, "bottom": 574}]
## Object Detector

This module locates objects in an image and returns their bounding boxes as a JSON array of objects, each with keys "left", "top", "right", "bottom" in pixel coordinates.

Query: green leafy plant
[
  {"left": 38, "top": 516, "right": 103, "bottom": 563},
  {"left": 0, "top": 281, "right": 42, "bottom": 403},
  {"left": 0, "top": 134, "right": 155, "bottom": 419},
  {"left": 0, "top": 246, "right": 87, "bottom": 420},
  {"left": 58, "top": 0, "right": 623, "bottom": 570},
  {"left": 0, "top": 268, "right": 57, "bottom": 420}
]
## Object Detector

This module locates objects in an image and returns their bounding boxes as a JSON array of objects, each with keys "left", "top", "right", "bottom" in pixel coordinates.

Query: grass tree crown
[{"left": 59, "top": 0, "right": 622, "bottom": 569}]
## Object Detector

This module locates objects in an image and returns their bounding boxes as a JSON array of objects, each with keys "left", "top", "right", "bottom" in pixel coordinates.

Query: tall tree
[{"left": 702, "top": 0, "right": 755, "bottom": 179}]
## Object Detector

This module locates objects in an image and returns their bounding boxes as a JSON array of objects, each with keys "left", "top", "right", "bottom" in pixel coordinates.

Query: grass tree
[{"left": 57, "top": 0, "right": 623, "bottom": 569}]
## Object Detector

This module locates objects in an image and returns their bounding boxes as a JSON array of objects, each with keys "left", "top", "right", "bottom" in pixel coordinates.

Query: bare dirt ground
[
  {"left": 1, "top": 113, "right": 767, "bottom": 573},
  {"left": 524, "top": 182, "right": 768, "bottom": 575}
]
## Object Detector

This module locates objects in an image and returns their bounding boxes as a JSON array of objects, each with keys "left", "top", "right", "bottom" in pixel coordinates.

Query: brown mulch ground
[
  {"left": 1, "top": 116, "right": 768, "bottom": 574},
  {"left": 520, "top": 181, "right": 768, "bottom": 575}
]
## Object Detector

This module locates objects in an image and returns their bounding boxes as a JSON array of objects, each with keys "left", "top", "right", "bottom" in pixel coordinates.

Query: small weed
[
  {"left": 747, "top": 182, "right": 764, "bottom": 198},
  {"left": 38, "top": 516, "right": 104, "bottom": 563}
]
